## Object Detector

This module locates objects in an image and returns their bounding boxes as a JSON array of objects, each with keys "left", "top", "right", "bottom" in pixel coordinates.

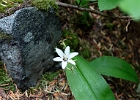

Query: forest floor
[{"left": 0, "top": 0, "right": 140, "bottom": 100}]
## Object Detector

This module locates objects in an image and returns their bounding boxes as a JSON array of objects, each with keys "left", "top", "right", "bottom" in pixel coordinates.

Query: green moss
[
  {"left": 29, "top": 71, "right": 59, "bottom": 92},
  {"left": 41, "top": 71, "right": 59, "bottom": 81},
  {"left": 59, "top": 29, "right": 80, "bottom": 51},
  {"left": 0, "top": 64, "right": 15, "bottom": 91},
  {"left": 0, "top": 32, "right": 11, "bottom": 40},
  {"left": 58, "top": 29, "right": 91, "bottom": 60},
  {"left": 0, "top": 0, "right": 23, "bottom": 13},
  {"left": 0, "top": 61, "right": 3, "bottom": 66},
  {"left": 104, "top": 23, "right": 114, "bottom": 31},
  {"left": 31, "top": 0, "right": 58, "bottom": 11},
  {"left": 80, "top": 47, "right": 91, "bottom": 60},
  {"left": 78, "top": 39, "right": 91, "bottom": 60}
]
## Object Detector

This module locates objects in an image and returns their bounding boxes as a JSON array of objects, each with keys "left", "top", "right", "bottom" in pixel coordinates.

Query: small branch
[{"left": 55, "top": 2, "right": 131, "bottom": 19}]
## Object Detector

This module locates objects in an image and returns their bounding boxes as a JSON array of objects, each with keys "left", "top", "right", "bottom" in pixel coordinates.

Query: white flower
[{"left": 53, "top": 46, "right": 78, "bottom": 69}]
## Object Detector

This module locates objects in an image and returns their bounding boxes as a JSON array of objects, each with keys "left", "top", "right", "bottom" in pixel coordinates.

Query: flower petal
[
  {"left": 62, "top": 61, "right": 67, "bottom": 69},
  {"left": 53, "top": 57, "right": 63, "bottom": 62},
  {"left": 64, "top": 46, "right": 70, "bottom": 56},
  {"left": 69, "top": 52, "right": 78, "bottom": 59},
  {"left": 68, "top": 59, "right": 76, "bottom": 65},
  {"left": 55, "top": 48, "right": 64, "bottom": 58}
]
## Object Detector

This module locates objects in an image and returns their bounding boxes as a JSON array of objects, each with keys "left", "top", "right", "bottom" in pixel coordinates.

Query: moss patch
[
  {"left": 41, "top": 71, "right": 59, "bottom": 81},
  {"left": 28, "top": 71, "right": 59, "bottom": 92},
  {"left": 31, "top": 0, "right": 58, "bottom": 11},
  {"left": 58, "top": 29, "right": 80, "bottom": 52},
  {"left": 0, "top": 0, "right": 23, "bottom": 13},
  {"left": 0, "top": 32, "right": 11, "bottom": 40},
  {"left": 58, "top": 29, "right": 91, "bottom": 60},
  {"left": 0, "top": 62, "right": 15, "bottom": 91}
]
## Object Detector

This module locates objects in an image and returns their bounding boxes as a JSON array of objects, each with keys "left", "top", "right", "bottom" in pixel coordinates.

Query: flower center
[{"left": 63, "top": 55, "right": 68, "bottom": 61}]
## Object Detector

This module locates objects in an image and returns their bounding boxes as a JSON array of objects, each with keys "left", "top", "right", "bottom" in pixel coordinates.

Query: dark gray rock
[{"left": 0, "top": 7, "right": 62, "bottom": 91}]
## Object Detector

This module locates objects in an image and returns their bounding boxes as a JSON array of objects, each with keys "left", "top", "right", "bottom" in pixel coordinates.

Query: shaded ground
[{"left": 0, "top": 0, "right": 140, "bottom": 100}]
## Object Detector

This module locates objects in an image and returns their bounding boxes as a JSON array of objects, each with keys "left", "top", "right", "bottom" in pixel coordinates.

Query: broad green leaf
[
  {"left": 66, "top": 56, "right": 115, "bottom": 100},
  {"left": 90, "top": 56, "right": 139, "bottom": 84},
  {"left": 98, "top": 0, "right": 121, "bottom": 11},
  {"left": 119, "top": 0, "right": 140, "bottom": 20}
]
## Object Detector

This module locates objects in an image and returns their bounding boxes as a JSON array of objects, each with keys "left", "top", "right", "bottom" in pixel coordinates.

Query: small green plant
[{"left": 53, "top": 46, "right": 139, "bottom": 100}]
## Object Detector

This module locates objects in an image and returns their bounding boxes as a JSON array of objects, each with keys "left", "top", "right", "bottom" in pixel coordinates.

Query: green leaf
[
  {"left": 98, "top": 0, "right": 121, "bottom": 11},
  {"left": 90, "top": 56, "right": 139, "bottom": 84},
  {"left": 76, "top": 0, "right": 81, "bottom": 4},
  {"left": 76, "top": 0, "right": 89, "bottom": 7},
  {"left": 119, "top": 0, "right": 140, "bottom": 20},
  {"left": 66, "top": 56, "right": 115, "bottom": 100},
  {"left": 89, "top": 0, "right": 97, "bottom": 1}
]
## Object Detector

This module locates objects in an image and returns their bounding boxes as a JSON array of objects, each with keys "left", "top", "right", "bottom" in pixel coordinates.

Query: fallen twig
[{"left": 55, "top": 2, "right": 131, "bottom": 19}]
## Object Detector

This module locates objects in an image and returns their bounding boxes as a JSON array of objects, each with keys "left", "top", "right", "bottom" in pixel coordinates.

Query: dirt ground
[{"left": 0, "top": 1, "right": 140, "bottom": 100}]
